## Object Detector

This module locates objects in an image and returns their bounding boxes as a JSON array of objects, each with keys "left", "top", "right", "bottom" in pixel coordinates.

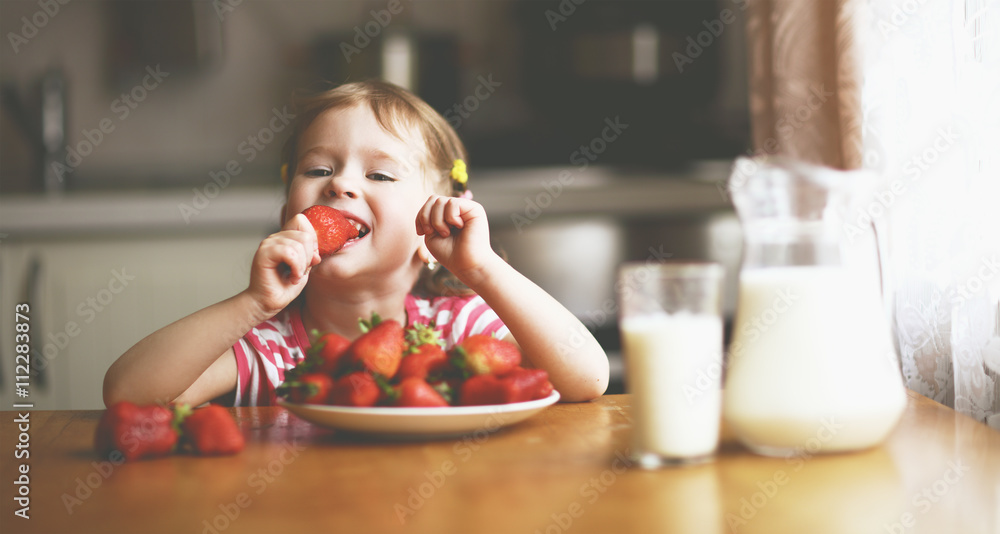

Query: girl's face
[{"left": 286, "top": 104, "right": 435, "bottom": 281}]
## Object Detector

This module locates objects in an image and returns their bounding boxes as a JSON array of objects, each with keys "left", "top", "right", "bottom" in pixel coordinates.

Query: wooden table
[{"left": 2, "top": 391, "right": 998, "bottom": 534}]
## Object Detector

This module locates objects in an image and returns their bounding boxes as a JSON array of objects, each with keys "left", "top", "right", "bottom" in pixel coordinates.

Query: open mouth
[{"left": 347, "top": 218, "right": 371, "bottom": 241}]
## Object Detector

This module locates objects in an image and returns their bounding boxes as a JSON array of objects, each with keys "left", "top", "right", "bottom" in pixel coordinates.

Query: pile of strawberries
[
  {"left": 278, "top": 313, "right": 554, "bottom": 407},
  {"left": 95, "top": 402, "right": 244, "bottom": 462}
]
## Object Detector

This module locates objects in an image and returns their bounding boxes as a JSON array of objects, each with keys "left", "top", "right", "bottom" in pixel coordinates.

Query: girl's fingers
[
  {"left": 417, "top": 195, "right": 482, "bottom": 238},
  {"left": 445, "top": 198, "right": 467, "bottom": 229},
  {"left": 284, "top": 213, "right": 312, "bottom": 233},
  {"left": 418, "top": 195, "right": 449, "bottom": 237},
  {"left": 261, "top": 234, "right": 313, "bottom": 281},
  {"left": 416, "top": 197, "right": 436, "bottom": 236},
  {"left": 280, "top": 214, "right": 319, "bottom": 261}
]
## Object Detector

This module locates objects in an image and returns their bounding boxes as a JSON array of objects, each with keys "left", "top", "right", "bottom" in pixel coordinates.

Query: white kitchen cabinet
[{"left": 0, "top": 233, "right": 266, "bottom": 410}]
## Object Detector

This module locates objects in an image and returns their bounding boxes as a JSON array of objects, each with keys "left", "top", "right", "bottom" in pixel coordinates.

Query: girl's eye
[
  {"left": 304, "top": 168, "right": 331, "bottom": 177},
  {"left": 368, "top": 172, "right": 397, "bottom": 182}
]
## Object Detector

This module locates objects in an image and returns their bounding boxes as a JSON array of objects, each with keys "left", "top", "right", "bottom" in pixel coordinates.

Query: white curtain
[{"left": 861, "top": 0, "right": 1000, "bottom": 428}]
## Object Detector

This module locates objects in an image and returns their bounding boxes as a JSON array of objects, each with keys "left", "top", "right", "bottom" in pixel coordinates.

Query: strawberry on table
[
  {"left": 94, "top": 401, "right": 179, "bottom": 462},
  {"left": 329, "top": 371, "right": 381, "bottom": 407},
  {"left": 451, "top": 334, "right": 521, "bottom": 376},
  {"left": 182, "top": 404, "right": 245, "bottom": 456},
  {"left": 394, "top": 377, "right": 450, "bottom": 407},
  {"left": 302, "top": 205, "right": 361, "bottom": 257},
  {"left": 346, "top": 313, "right": 404, "bottom": 379}
]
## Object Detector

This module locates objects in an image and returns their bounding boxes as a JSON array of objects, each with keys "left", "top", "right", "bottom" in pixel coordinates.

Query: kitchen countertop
[
  {"left": 2, "top": 391, "right": 997, "bottom": 534},
  {"left": 0, "top": 163, "right": 734, "bottom": 238}
]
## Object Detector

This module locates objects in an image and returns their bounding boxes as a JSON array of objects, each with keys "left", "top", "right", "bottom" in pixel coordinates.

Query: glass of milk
[{"left": 617, "top": 262, "right": 725, "bottom": 468}]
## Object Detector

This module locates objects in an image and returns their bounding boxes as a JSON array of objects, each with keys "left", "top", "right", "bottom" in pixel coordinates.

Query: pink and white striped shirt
[{"left": 231, "top": 294, "right": 509, "bottom": 406}]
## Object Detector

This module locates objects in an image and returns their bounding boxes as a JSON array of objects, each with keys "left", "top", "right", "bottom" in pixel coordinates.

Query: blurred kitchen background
[{"left": 0, "top": 0, "right": 749, "bottom": 409}]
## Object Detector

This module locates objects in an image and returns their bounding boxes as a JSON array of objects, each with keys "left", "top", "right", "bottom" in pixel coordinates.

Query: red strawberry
[
  {"left": 451, "top": 335, "right": 521, "bottom": 376},
  {"left": 347, "top": 313, "right": 404, "bottom": 379},
  {"left": 398, "top": 322, "right": 449, "bottom": 381},
  {"left": 395, "top": 377, "right": 449, "bottom": 407},
  {"left": 182, "top": 404, "right": 245, "bottom": 456},
  {"left": 500, "top": 367, "right": 554, "bottom": 402},
  {"left": 458, "top": 374, "right": 508, "bottom": 406},
  {"left": 329, "top": 371, "right": 381, "bottom": 407},
  {"left": 95, "top": 401, "right": 178, "bottom": 462},
  {"left": 458, "top": 368, "right": 554, "bottom": 406},
  {"left": 286, "top": 373, "right": 334, "bottom": 404},
  {"left": 397, "top": 345, "right": 449, "bottom": 381},
  {"left": 314, "top": 332, "right": 351, "bottom": 375},
  {"left": 302, "top": 205, "right": 360, "bottom": 257}
]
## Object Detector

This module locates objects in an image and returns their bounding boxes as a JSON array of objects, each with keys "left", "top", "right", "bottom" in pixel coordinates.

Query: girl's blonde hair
[
  {"left": 281, "top": 79, "right": 473, "bottom": 297},
  {"left": 281, "top": 79, "right": 467, "bottom": 197}
]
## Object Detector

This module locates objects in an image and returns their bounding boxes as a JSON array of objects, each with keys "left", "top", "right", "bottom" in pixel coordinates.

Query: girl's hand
[
  {"left": 416, "top": 195, "right": 496, "bottom": 283},
  {"left": 246, "top": 214, "right": 321, "bottom": 317}
]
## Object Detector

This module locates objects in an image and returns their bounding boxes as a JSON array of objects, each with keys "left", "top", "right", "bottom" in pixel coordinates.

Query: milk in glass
[{"left": 622, "top": 312, "right": 723, "bottom": 464}]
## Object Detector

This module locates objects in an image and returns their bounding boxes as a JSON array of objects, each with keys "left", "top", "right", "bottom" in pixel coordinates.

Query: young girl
[{"left": 103, "top": 80, "right": 609, "bottom": 407}]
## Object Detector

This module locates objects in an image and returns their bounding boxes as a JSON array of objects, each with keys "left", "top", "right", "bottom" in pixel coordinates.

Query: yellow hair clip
[
  {"left": 450, "top": 159, "right": 468, "bottom": 186},
  {"left": 280, "top": 163, "right": 289, "bottom": 185}
]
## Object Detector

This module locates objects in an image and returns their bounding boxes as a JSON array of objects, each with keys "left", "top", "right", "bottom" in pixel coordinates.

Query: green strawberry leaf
[
  {"left": 449, "top": 347, "right": 472, "bottom": 379},
  {"left": 308, "top": 328, "right": 322, "bottom": 343},
  {"left": 171, "top": 403, "right": 193, "bottom": 435},
  {"left": 359, "top": 312, "right": 384, "bottom": 334},
  {"left": 373, "top": 373, "right": 398, "bottom": 401},
  {"left": 430, "top": 381, "right": 454, "bottom": 405},
  {"left": 404, "top": 322, "right": 445, "bottom": 353},
  {"left": 276, "top": 380, "right": 301, "bottom": 399}
]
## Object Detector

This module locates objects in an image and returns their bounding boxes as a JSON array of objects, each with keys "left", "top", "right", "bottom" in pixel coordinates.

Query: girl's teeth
[{"left": 348, "top": 220, "right": 370, "bottom": 238}]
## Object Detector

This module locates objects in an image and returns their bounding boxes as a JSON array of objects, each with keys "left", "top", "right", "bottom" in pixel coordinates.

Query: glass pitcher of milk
[{"left": 723, "top": 157, "right": 906, "bottom": 457}]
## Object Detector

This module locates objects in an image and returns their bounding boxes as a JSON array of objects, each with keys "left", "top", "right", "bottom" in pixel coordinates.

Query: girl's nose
[{"left": 325, "top": 175, "right": 357, "bottom": 199}]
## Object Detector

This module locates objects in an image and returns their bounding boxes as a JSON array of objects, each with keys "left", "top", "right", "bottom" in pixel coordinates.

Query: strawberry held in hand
[
  {"left": 302, "top": 205, "right": 361, "bottom": 256},
  {"left": 182, "top": 404, "right": 245, "bottom": 456},
  {"left": 95, "top": 401, "right": 179, "bottom": 462}
]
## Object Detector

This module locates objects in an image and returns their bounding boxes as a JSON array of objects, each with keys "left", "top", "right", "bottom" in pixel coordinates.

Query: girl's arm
[
  {"left": 468, "top": 255, "right": 610, "bottom": 401},
  {"left": 103, "top": 293, "right": 263, "bottom": 406},
  {"left": 103, "top": 215, "right": 320, "bottom": 407},
  {"left": 417, "top": 196, "right": 609, "bottom": 402}
]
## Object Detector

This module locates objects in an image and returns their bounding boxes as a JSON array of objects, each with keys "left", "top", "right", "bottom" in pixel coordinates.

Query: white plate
[{"left": 278, "top": 391, "right": 560, "bottom": 440}]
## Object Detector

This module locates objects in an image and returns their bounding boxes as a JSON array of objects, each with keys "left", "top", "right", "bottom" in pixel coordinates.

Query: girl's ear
[
  {"left": 416, "top": 243, "right": 430, "bottom": 263},
  {"left": 416, "top": 242, "right": 435, "bottom": 265}
]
